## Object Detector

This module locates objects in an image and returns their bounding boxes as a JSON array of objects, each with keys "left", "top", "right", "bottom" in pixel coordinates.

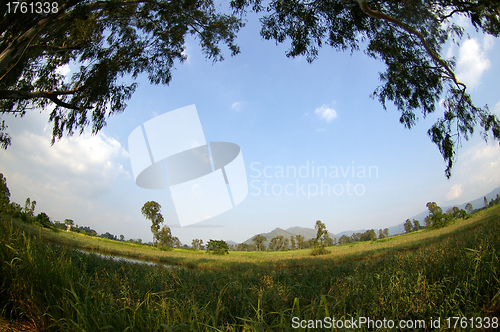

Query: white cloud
[
  {"left": 455, "top": 14, "right": 470, "bottom": 29},
  {"left": 8, "top": 131, "right": 129, "bottom": 198},
  {"left": 0, "top": 110, "right": 130, "bottom": 203},
  {"left": 231, "top": 102, "right": 242, "bottom": 112},
  {"left": 314, "top": 104, "right": 337, "bottom": 122},
  {"left": 484, "top": 34, "right": 495, "bottom": 51},
  {"left": 0, "top": 109, "right": 134, "bottom": 236},
  {"left": 445, "top": 44, "right": 454, "bottom": 59},
  {"left": 445, "top": 184, "right": 463, "bottom": 201},
  {"left": 445, "top": 142, "right": 500, "bottom": 203},
  {"left": 56, "top": 64, "right": 71, "bottom": 77},
  {"left": 456, "top": 36, "right": 493, "bottom": 89},
  {"left": 494, "top": 101, "right": 500, "bottom": 116}
]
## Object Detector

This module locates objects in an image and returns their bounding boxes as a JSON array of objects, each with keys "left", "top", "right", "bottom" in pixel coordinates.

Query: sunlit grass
[
  {"left": 7, "top": 205, "right": 498, "bottom": 270},
  {"left": 1, "top": 205, "right": 499, "bottom": 330}
]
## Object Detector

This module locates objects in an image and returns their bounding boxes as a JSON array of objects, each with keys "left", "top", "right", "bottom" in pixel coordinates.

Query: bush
[
  {"left": 310, "top": 246, "right": 329, "bottom": 256},
  {"left": 34, "top": 212, "right": 52, "bottom": 228},
  {"left": 206, "top": 239, "right": 229, "bottom": 255}
]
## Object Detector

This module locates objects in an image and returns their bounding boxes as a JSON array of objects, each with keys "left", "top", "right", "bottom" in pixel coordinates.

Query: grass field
[{"left": 1, "top": 205, "right": 500, "bottom": 331}]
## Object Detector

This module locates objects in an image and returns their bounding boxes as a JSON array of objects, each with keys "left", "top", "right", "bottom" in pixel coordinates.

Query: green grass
[
  {"left": 6, "top": 206, "right": 499, "bottom": 270},
  {"left": 1, "top": 206, "right": 500, "bottom": 331}
]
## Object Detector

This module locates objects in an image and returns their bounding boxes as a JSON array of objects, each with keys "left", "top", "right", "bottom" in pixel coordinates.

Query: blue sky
[{"left": 1, "top": 12, "right": 500, "bottom": 244}]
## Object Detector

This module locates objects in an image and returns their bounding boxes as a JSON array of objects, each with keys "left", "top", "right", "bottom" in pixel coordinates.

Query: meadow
[{"left": 1, "top": 205, "right": 499, "bottom": 331}]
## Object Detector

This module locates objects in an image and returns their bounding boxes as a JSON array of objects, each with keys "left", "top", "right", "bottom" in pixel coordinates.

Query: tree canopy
[
  {"left": 141, "top": 200, "right": 164, "bottom": 246},
  {"left": 0, "top": 173, "right": 10, "bottom": 211},
  {"left": 231, "top": 0, "right": 500, "bottom": 177},
  {"left": 0, "top": 0, "right": 243, "bottom": 148},
  {"left": 1, "top": 0, "right": 499, "bottom": 177},
  {"left": 206, "top": 239, "right": 229, "bottom": 255}
]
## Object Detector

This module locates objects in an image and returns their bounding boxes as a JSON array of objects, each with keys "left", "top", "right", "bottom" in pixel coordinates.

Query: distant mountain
[
  {"left": 242, "top": 226, "right": 338, "bottom": 245},
  {"left": 335, "top": 185, "right": 500, "bottom": 237},
  {"left": 336, "top": 229, "right": 370, "bottom": 238}
]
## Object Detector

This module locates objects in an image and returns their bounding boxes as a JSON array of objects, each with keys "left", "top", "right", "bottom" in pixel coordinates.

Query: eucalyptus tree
[
  {"left": 231, "top": 0, "right": 500, "bottom": 177},
  {"left": 141, "top": 200, "right": 163, "bottom": 246},
  {"left": 0, "top": 173, "right": 10, "bottom": 211},
  {"left": 314, "top": 220, "right": 328, "bottom": 246},
  {"left": 0, "top": 0, "right": 243, "bottom": 148},
  {"left": 404, "top": 219, "right": 413, "bottom": 233},
  {"left": 252, "top": 234, "right": 267, "bottom": 251}
]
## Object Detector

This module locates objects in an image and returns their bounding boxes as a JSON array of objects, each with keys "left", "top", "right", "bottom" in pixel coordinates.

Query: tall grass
[{"left": 1, "top": 206, "right": 499, "bottom": 331}]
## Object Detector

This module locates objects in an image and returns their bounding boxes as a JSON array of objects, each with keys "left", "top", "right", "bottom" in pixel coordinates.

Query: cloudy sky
[{"left": 1, "top": 11, "right": 499, "bottom": 244}]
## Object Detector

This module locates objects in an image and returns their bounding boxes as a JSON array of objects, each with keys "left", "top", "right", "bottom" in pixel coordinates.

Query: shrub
[{"left": 206, "top": 239, "right": 229, "bottom": 255}]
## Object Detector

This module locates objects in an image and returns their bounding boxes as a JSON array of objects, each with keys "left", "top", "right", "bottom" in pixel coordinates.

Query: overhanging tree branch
[
  {"left": 0, "top": 89, "right": 84, "bottom": 110},
  {"left": 356, "top": 0, "right": 464, "bottom": 89}
]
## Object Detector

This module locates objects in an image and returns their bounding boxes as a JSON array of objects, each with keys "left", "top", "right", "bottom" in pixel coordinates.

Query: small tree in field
[
  {"left": 158, "top": 225, "right": 179, "bottom": 248},
  {"left": 206, "top": 240, "right": 229, "bottom": 255},
  {"left": 141, "top": 201, "right": 164, "bottom": 247},
  {"left": 404, "top": 219, "right": 413, "bottom": 233},
  {"left": 465, "top": 203, "right": 474, "bottom": 214},
  {"left": 34, "top": 212, "right": 52, "bottom": 228},
  {"left": 425, "top": 202, "right": 445, "bottom": 229},
  {"left": 311, "top": 220, "right": 329, "bottom": 256},
  {"left": 252, "top": 234, "right": 267, "bottom": 251},
  {"left": 0, "top": 173, "right": 10, "bottom": 212},
  {"left": 295, "top": 234, "right": 305, "bottom": 249},
  {"left": 413, "top": 220, "right": 421, "bottom": 232},
  {"left": 192, "top": 239, "right": 204, "bottom": 250}
]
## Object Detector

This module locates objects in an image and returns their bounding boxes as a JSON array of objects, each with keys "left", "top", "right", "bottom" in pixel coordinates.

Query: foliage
[
  {"left": 0, "top": 0, "right": 244, "bottom": 149},
  {"left": 33, "top": 212, "right": 52, "bottom": 228},
  {"left": 231, "top": 0, "right": 500, "bottom": 177},
  {"left": 0, "top": 173, "right": 10, "bottom": 211},
  {"left": 378, "top": 227, "right": 389, "bottom": 239},
  {"left": 206, "top": 239, "right": 229, "bottom": 255},
  {"left": 269, "top": 235, "right": 286, "bottom": 251},
  {"left": 404, "top": 219, "right": 413, "bottom": 233},
  {"left": 22, "top": 198, "right": 36, "bottom": 221},
  {"left": 100, "top": 232, "right": 118, "bottom": 241},
  {"left": 338, "top": 234, "right": 352, "bottom": 244},
  {"left": 360, "top": 229, "right": 377, "bottom": 241},
  {"left": 413, "top": 219, "right": 421, "bottom": 232},
  {"left": 465, "top": 202, "right": 474, "bottom": 214},
  {"left": 295, "top": 234, "right": 305, "bottom": 249},
  {"left": 310, "top": 246, "right": 329, "bottom": 256},
  {"left": 158, "top": 225, "right": 180, "bottom": 248},
  {"left": 252, "top": 234, "right": 266, "bottom": 251},
  {"left": 141, "top": 201, "right": 163, "bottom": 246},
  {"left": 425, "top": 202, "right": 468, "bottom": 229},
  {"left": 489, "top": 194, "right": 500, "bottom": 207},
  {"left": 311, "top": 220, "right": 330, "bottom": 256},
  {"left": 191, "top": 238, "right": 204, "bottom": 250},
  {"left": 73, "top": 225, "right": 97, "bottom": 236},
  {"left": 425, "top": 201, "right": 445, "bottom": 228}
]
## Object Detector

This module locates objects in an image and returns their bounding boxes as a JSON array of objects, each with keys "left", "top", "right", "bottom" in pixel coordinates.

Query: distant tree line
[
  {"left": 0, "top": 173, "right": 152, "bottom": 245},
  {"left": 337, "top": 228, "right": 390, "bottom": 245}
]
